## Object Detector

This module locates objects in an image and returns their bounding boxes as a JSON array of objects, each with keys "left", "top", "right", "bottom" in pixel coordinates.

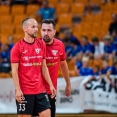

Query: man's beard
[
  {"left": 43, "top": 35, "right": 51, "bottom": 43},
  {"left": 27, "top": 32, "right": 37, "bottom": 38}
]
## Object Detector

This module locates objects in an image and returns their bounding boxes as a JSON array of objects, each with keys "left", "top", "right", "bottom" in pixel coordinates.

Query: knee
[{"left": 39, "top": 109, "right": 51, "bottom": 117}]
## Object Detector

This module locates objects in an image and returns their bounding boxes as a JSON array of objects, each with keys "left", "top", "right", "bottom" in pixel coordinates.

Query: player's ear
[
  {"left": 54, "top": 30, "right": 56, "bottom": 36},
  {"left": 22, "top": 26, "right": 27, "bottom": 32}
]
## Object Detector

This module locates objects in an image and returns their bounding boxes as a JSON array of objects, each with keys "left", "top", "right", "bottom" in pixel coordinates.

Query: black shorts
[
  {"left": 48, "top": 94, "right": 56, "bottom": 117},
  {"left": 16, "top": 92, "right": 50, "bottom": 115},
  {"left": 33, "top": 94, "right": 56, "bottom": 117}
]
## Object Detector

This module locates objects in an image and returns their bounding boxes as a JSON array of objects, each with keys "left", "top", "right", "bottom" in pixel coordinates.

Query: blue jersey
[
  {"left": 104, "top": 43, "right": 116, "bottom": 54},
  {"left": 79, "top": 67, "right": 94, "bottom": 76},
  {"left": 9, "top": 44, "right": 14, "bottom": 51},
  {"left": 113, "top": 37, "right": 117, "bottom": 45},
  {"left": 38, "top": 7, "right": 55, "bottom": 19},
  {"left": 75, "top": 61, "right": 82, "bottom": 69},
  {"left": 70, "top": 46, "right": 81, "bottom": 56},
  {"left": 108, "top": 66, "right": 117, "bottom": 75},
  {"left": 0, "top": 51, "right": 10, "bottom": 63},
  {"left": 100, "top": 66, "right": 110, "bottom": 74},
  {"left": 81, "top": 43, "right": 94, "bottom": 54},
  {"left": 70, "top": 36, "right": 80, "bottom": 46},
  {"left": 94, "top": 72, "right": 99, "bottom": 76},
  {"left": 65, "top": 46, "right": 72, "bottom": 57}
]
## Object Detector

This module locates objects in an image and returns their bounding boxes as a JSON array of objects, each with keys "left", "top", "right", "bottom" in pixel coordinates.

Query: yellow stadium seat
[
  {"left": 48, "top": 0, "right": 58, "bottom": 6},
  {"left": 0, "top": 35, "right": 9, "bottom": 44},
  {"left": 13, "top": 15, "right": 27, "bottom": 25},
  {"left": 1, "top": 25, "right": 14, "bottom": 35},
  {"left": 93, "top": 13, "right": 102, "bottom": 22},
  {"left": 15, "top": 25, "right": 24, "bottom": 35},
  {"left": 60, "top": 0, "right": 73, "bottom": 4},
  {"left": 73, "top": 31, "right": 82, "bottom": 40},
  {"left": 71, "top": 3, "right": 85, "bottom": 16},
  {"left": 112, "top": 2, "right": 117, "bottom": 12},
  {"left": 58, "top": 13, "right": 72, "bottom": 26},
  {"left": 26, "top": 5, "right": 40, "bottom": 15},
  {"left": 75, "top": 0, "right": 88, "bottom": 4},
  {"left": 90, "top": 0, "right": 102, "bottom": 5},
  {"left": 11, "top": 5, "right": 25, "bottom": 15},
  {"left": 93, "top": 59, "right": 102, "bottom": 68},
  {"left": 56, "top": 3, "right": 70, "bottom": 14},
  {"left": 0, "top": 6, "right": 10, "bottom": 15},
  {"left": 83, "top": 14, "right": 93, "bottom": 22},
  {"left": 101, "top": 3, "right": 114, "bottom": 12},
  {"left": 67, "top": 60, "right": 75, "bottom": 70},
  {"left": 72, "top": 24, "right": 82, "bottom": 32},
  {"left": 0, "top": 15, "right": 12, "bottom": 25},
  {"left": 101, "top": 12, "right": 112, "bottom": 22},
  {"left": 13, "top": 34, "right": 24, "bottom": 43}
]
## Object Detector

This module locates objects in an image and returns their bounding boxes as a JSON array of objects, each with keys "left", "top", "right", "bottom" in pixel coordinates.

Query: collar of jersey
[{"left": 23, "top": 39, "right": 35, "bottom": 45}]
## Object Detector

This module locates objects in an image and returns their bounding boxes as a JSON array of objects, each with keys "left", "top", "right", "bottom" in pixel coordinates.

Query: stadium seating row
[{"left": 0, "top": 2, "right": 117, "bottom": 15}]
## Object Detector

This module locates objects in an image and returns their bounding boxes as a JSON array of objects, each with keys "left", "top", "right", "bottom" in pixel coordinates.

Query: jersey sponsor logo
[
  {"left": 23, "top": 62, "right": 42, "bottom": 66},
  {"left": 35, "top": 48, "right": 41, "bottom": 54},
  {"left": 23, "top": 56, "right": 29, "bottom": 61},
  {"left": 46, "top": 56, "right": 59, "bottom": 59},
  {"left": 47, "top": 63, "right": 55, "bottom": 66},
  {"left": 52, "top": 50, "right": 58, "bottom": 56},
  {"left": 46, "top": 62, "right": 58, "bottom": 66},
  {"left": 23, "top": 50, "right": 28, "bottom": 53},
  {"left": 29, "top": 56, "right": 43, "bottom": 59}
]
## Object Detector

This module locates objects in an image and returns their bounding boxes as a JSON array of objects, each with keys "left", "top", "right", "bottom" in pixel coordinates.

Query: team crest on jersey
[
  {"left": 52, "top": 50, "right": 58, "bottom": 56},
  {"left": 35, "top": 48, "right": 41, "bottom": 54}
]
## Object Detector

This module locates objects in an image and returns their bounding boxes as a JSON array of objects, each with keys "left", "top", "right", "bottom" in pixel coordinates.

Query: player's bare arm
[
  {"left": 11, "top": 63, "right": 24, "bottom": 104},
  {"left": 42, "top": 59, "right": 56, "bottom": 98},
  {"left": 60, "top": 60, "right": 71, "bottom": 97}
]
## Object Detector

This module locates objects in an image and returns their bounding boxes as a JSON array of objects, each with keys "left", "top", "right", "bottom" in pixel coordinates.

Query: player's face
[
  {"left": 41, "top": 23, "right": 56, "bottom": 43},
  {"left": 102, "top": 61, "right": 108, "bottom": 68},
  {"left": 82, "top": 61, "right": 88, "bottom": 67},
  {"left": 25, "top": 19, "right": 38, "bottom": 38}
]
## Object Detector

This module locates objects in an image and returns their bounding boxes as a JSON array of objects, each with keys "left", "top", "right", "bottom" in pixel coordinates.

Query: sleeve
[
  {"left": 42, "top": 41, "right": 46, "bottom": 59},
  {"left": 10, "top": 44, "right": 20, "bottom": 63},
  {"left": 60, "top": 42, "right": 66, "bottom": 61},
  {"left": 108, "top": 66, "right": 113, "bottom": 72}
]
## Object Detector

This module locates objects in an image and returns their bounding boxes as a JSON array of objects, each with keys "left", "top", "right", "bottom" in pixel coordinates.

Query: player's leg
[
  {"left": 16, "top": 95, "right": 35, "bottom": 117},
  {"left": 48, "top": 94, "right": 56, "bottom": 117},
  {"left": 34, "top": 92, "right": 51, "bottom": 117},
  {"left": 39, "top": 109, "right": 50, "bottom": 117}
]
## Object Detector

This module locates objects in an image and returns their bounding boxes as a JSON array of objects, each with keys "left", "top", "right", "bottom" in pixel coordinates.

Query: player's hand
[
  {"left": 50, "top": 86, "right": 56, "bottom": 98},
  {"left": 84, "top": 82, "right": 87, "bottom": 88},
  {"left": 65, "top": 84, "right": 71, "bottom": 97},
  {"left": 15, "top": 89, "right": 24, "bottom": 103}
]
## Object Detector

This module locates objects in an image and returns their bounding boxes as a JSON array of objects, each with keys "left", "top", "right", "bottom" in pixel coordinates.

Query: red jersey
[
  {"left": 43, "top": 38, "right": 66, "bottom": 94},
  {"left": 10, "top": 39, "right": 46, "bottom": 94}
]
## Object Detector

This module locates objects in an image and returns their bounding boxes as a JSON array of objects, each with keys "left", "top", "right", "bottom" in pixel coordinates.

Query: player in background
[
  {"left": 10, "top": 17, "right": 56, "bottom": 117},
  {"left": 36, "top": 19, "right": 71, "bottom": 117}
]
